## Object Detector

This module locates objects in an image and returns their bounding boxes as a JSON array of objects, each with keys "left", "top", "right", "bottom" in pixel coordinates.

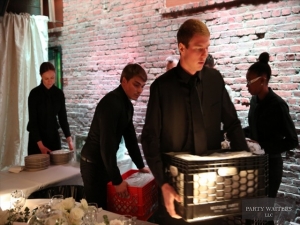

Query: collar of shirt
[
  {"left": 118, "top": 85, "right": 133, "bottom": 107},
  {"left": 40, "top": 82, "right": 55, "bottom": 94},
  {"left": 254, "top": 87, "right": 273, "bottom": 105},
  {"left": 175, "top": 62, "right": 202, "bottom": 85},
  {"left": 118, "top": 85, "right": 131, "bottom": 101}
]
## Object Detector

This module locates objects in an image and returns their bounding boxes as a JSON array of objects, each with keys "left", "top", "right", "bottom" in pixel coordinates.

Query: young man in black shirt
[
  {"left": 142, "top": 19, "right": 248, "bottom": 225},
  {"left": 80, "top": 63, "right": 149, "bottom": 209}
]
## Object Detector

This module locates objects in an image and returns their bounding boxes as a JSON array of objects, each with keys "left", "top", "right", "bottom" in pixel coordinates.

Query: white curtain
[{"left": 0, "top": 13, "right": 49, "bottom": 170}]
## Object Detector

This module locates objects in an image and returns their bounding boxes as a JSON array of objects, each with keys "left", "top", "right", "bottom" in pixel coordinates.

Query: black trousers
[
  {"left": 268, "top": 156, "right": 283, "bottom": 198},
  {"left": 264, "top": 156, "right": 283, "bottom": 225},
  {"left": 27, "top": 129, "right": 61, "bottom": 155},
  {"left": 245, "top": 156, "right": 283, "bottom": 225},
  {"left": 80, "top": 158, "right": 110, "bottom": 209}
]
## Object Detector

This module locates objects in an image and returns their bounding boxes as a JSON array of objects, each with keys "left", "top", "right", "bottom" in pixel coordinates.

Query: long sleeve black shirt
[
  {"left": 141, "top": 64, "right": 248, "bottom": 187},
  {"left": 27, "top": 83, "right": 71, "bottom": 142},
  {"left": 81, "top": 85, "right": 145, "bottom": 185},
  {"left": 244, "top": 88, "right": 298, "bottom": 155}
]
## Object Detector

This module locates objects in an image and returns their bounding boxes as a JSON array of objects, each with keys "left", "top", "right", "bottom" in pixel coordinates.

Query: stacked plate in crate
[
  {"left": 50, "top": 149, "right": 72, "bottom": 165},
  {"left": 24, "top": 154, "right": 50, "bottom": 171},
  {"left": 163, "top": 152, "right": 268, "bottom": 222}
]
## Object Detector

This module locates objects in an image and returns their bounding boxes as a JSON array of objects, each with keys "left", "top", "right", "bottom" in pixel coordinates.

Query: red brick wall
[
  {"left": 49, "top": 0, "right": 300, "bottom": 134},
  {"left": 50, "top": 0, "right": 300, "bottom": 219}
]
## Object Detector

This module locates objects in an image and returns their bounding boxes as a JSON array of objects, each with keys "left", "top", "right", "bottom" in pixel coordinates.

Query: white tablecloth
[
  {"left": 0, "top": 162, "right": 82, "bottom": 210},
  {"left": 19, "top": 199, "right": 157, "bottom": 225},
  {"left": 0, "top": 157, "right": 137, "bottom": 211}
]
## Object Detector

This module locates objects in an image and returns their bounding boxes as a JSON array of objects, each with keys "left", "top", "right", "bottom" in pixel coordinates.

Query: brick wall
[{"left": 50, "top": 0, "right": 300, "bottom": 222}]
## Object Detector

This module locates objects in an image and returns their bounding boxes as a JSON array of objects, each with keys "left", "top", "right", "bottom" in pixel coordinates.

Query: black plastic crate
[{"left": 163, "top": 152, "right": 269, "bottom": 222}]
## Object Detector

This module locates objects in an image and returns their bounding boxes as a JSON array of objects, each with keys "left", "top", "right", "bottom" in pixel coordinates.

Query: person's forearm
[
  {"left": 37, "top": 141, "right": 44, "bottom": 149},
  {"left": 66, "top": 136, "right": 72, "bottom": 144},
  {"left": 124, "top": 124, "right": 145, "bottom": 169}
]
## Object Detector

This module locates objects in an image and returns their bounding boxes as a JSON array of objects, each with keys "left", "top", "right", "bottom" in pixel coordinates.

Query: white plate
[
  {"left": 25, "top": 154, "right": 49, "bottom": 160},
  {"left": 25, "top": 166, "right": 48, "bottom": 172},
  {"left": 50, "top": 150, "right": 71, "bottom": 155}
]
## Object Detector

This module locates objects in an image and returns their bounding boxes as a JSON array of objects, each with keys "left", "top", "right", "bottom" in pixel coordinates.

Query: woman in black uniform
[
  {"left": 244, "top": 52, "right": 298, "bottom": 225},
  {"left": 244, "top": 52, "right": 298, "bottom": 198},
  {"left": 27, "top": 62, "right": 73, "bottom": 155}
]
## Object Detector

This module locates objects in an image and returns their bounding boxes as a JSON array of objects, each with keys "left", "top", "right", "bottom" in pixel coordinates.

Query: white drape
[{"left": 0, "top": 13, "right": 49, "bottom": 170}]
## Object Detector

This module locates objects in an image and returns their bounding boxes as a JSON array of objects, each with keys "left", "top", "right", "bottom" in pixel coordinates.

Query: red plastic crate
[{"left": 107, "top": 169, "right": 158, "bottom": 220}]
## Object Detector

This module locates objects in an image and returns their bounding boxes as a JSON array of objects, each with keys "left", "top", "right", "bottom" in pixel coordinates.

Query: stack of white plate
[
  {"left": 24, "top": 154, "right": 50, "bottom": 172},
  {"left": 50, "top": 149, "right": 72, "bottom": 165}
]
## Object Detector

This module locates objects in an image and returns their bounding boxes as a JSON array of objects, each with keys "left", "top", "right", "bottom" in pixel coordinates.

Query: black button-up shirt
[
  {"left": 142, "top": 63, "right": 248, "bottom": 187},
  {"left": 81, "top": 85, "right": 145, "bottom": 185}
]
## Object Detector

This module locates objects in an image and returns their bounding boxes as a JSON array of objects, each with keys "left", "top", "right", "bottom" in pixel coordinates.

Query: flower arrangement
[
  {"left": 51, "top": 197, "right": 85, "bottom": 225},
  {"left": 0, "top": 198, "right": 128, "bottom": 225},
  {"left": 0, "top": 206, "right": 32, "bottom": 225}
]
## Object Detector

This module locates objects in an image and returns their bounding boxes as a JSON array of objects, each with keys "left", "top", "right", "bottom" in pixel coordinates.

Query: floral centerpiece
[
  {"left": 0, "top": 206, "right": 32, "bottom": 225},
  {"left": 0, "top": 197, "right": 127, "bottom": 225}
]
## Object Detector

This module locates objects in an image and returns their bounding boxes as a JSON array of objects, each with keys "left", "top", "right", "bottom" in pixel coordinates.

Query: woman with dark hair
[
  {"left": 244, "top": 52, "right": 298, "bottom": 199},
  {"left": 27, "top": 62, "right": 73, "bottom": 155}
]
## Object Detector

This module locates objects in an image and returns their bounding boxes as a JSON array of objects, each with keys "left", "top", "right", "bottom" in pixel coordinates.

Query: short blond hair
[{"left": 177, "top": 19, "right": 210, "bottom": 48}]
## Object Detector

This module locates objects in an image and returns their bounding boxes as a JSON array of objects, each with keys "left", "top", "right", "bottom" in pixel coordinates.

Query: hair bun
[{"left": 258, "top": 52, "right": 269, "bottom": 64}]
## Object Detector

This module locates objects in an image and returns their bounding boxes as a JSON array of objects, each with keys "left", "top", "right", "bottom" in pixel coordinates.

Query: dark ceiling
[{"left": 0, "top": 0, "right": 41, "bottom": 17}]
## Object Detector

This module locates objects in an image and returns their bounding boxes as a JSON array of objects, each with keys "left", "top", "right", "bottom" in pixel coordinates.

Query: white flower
[
  {"left": 1, "top": 197, "right": 98, "bottom": 225},
  {"left": 52, "top": 202, "right": 65, "bottom": 212},
  {"left": 80, "top": 198, "right": 88, "bottom": 210},
  {"left": 61, "top": 197, "right": 75, "bottom": 210},
  {"left": 68, "top": 207, "right": 85, "bottom": 224},
  {"left": 110, "top": 219, "right": 124, "bottom": 225}
]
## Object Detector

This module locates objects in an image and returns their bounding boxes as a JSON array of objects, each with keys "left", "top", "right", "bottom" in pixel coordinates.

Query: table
[
  {"left": 0, "top": 157, "right": 137, "bottom": 211},
  {"left": 20, "top": 199, "right": 158, "bottom": 225},
  {"left": 0, "top": 162, "right": 82, "bottom": 210}
]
